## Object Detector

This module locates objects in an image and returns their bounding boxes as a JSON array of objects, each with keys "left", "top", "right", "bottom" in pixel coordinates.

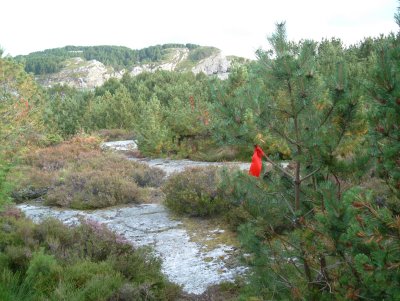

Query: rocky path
[
  {"left": 18, "top": 203, "right": 246, "bottom": 294},
  {"left": 17, "top": 140, "right": 250, "bottom": 295}
]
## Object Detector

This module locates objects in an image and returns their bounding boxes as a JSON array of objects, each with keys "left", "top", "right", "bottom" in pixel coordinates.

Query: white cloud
[{"left": 1, "top": 0, "right": 398, "bottom": 59}]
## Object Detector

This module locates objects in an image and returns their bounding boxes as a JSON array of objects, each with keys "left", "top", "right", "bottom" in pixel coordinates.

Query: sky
[{"left": 1, "top": 0, "right": 398, "bottom": 59}]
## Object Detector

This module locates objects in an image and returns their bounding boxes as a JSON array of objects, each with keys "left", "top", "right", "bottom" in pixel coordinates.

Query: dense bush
[
  {"left": 0, "top": 209, "right": 180, "bottom": 300},
  {"left": 163, "top": 167, "right": 229, "bottom": 217},
  {"left": 238, "top": 187, "right": 400, "bottom": 301},
  {"left": 163, "top": 166, "right": 293, "bottom": 232},
  {"left": 219, "top": 169, "right": 293, "bottom": 233}
]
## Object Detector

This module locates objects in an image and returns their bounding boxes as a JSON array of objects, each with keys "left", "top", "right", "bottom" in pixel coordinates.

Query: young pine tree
[{"left": 366, "top": 18, "right": 400, "bottom": 201}]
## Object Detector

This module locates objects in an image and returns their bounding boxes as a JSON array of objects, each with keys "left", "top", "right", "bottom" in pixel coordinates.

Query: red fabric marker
[{"left": 249, "top": 145, "right": 265, "bottom": 177}]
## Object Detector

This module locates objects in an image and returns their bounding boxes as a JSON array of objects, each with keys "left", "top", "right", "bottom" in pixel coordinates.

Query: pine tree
[
  {"left": 239, "top": 23, "right": 366, "bottom": 210},
  {"left": 366, "top": 12, "right": 400, "bottom": 200},
  {"left": 0, "top": 57, "right": 45, "bottom": 206}
]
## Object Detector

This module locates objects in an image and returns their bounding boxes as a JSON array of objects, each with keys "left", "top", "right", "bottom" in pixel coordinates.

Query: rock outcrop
[
  {"left": 36, "top": 48, "right": 247, "bottom": 89},
  {"left": 36, "top": 57, "right": 124, "bottom": 89},
  {"left": 130, "top": 48, "right": 190, "bottom": 75},
  {"left": 192, "top": 52, "right": 231, "bottom": 80}
]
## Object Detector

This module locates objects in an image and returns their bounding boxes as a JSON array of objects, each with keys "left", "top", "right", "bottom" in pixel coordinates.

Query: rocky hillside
[
  {"left": 17, "top": 45, "right": 249, "bottom": 89},
  {"left": 36, "top": 57, "right": 124, "bottom": 89}
]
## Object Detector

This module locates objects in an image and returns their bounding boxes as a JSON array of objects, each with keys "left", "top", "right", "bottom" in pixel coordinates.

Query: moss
[{"left": 178, "top": 216, "right": 240, "bottom": 252}]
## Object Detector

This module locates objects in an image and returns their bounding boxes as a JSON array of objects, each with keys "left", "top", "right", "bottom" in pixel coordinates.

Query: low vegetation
[
  {"left": 163, "top": 167, "right": 228, "bottom": 217},
  {"left": 9, "top": 137, "right": 165, "bottom": 209},
  {"left": 0, "top": 207, "right": 180, "bottom": 301},
  {"left": 163, "top": 167, "right": 291, "bottom": 233}
]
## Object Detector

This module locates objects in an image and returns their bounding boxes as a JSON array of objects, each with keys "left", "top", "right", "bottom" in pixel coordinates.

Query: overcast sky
[{"left": 1, "top": 0, "right": 398, "bottom": 59}]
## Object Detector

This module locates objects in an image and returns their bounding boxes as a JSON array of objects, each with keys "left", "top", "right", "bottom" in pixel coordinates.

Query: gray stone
[{"left": 17, "top": 202, "right": 247, "bottom": 294}]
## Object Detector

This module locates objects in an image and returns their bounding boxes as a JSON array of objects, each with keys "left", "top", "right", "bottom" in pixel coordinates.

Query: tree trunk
[{"left": 295, "top": 161, "right": 301, "bottom": 211}]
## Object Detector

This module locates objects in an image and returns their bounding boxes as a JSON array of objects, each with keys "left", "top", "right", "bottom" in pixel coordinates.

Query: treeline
[
  {"left": 43, "top": 70, "right": 216, "bottom": 158},
  {"left": 14, "top": 43, "right": 201, "bottom": 75}
]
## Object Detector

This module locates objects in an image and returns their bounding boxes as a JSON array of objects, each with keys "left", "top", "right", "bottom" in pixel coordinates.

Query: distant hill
[{"left": 14, "top": 45, "right": 249, "bottom": 89}]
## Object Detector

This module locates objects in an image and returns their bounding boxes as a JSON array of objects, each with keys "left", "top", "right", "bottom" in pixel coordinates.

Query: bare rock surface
[
  {"left": 192, "top": 52, "right": 231, "bottom": 80},
  {"left": 37, "top": 57, "right": 123, "bottom": 89},
  {"left": 100, "top": 140, "right": 138, "bottom": 151},
  {"left": 17, "top": 141, "right": 250, "bottom": 294},
  {"left": 130, "top": 157, "right": 250, "bottom": 176},
  {"left": 17, "top": 203, "right": 246, "bottom": 294}
]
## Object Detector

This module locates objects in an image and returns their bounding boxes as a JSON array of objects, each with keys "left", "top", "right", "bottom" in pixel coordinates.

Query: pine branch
[
  {"left": 262, "top": 153, "right": 294, "bottom": 180},
  {"left": 300, "top": 167, "right": 321, "bottom": 183},
  {"left": 271, "top": 126, "right": 301, "bottom": 147},
  {"left": 319, "top": 105, "right": 335, "bottom": 128},
  {"left": 265, "top": 104, "right": 293, "bottom": 117}
]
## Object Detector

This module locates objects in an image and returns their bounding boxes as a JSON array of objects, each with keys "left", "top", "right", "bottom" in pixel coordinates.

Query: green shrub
[
  {"left": 0, "top": 212, "right": 181, "bottom": 300},
  {"left": 24, "top": 249, "right": 61, "bottom": 296},
  {"left": 219, "top": 169, "right": 292, "bottom": 233},
  {"left": 163, "top": 167, "right": 228, "bottom": 217},
  {"left": 82, "top": 273, "right": 124, "bottom": 301},
  {"left": 63, "top": 260, "right": 124, "bottom": 301},
  {"left": 4, "top": 245, "right": 32, "bottom": 272},
  {"left": 0, "top": 158, "right": 13, "bottom": 208},
  {"left": 0, "top": 268, "right": 35, "bottom": 301},
  {"left": 33, "top": 218, "right": 76, "bottom": 260},
  {"left": 131, "top": 163, "right": 166, "bottom": 187}
]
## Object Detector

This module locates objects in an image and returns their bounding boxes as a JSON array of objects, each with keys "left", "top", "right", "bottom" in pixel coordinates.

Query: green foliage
[
  {"left": 212, "top": 23, "right": 368, "bottom": 211},
  {"left": 188, "top": 46, "right": 219, "bottom": 62},
  {"left": 15, "top": 44, "right": 202, "bottom": 75},
  {"left": 0, "top": 211, "right": 180, "bottom": 300},
  {"left": 0, "top": 158, "right": 13, "bottom": 208},
  {"left": 44, "top": 85, "right": 88, "bottom": 137},
  {"left": 135, "top": 96, "right": 174, "bottom": 155},
  {"left": 214, "top": 21, "right": 399, "bottom": 301},
  {"left": 163, "top": 167, "right": 229, "bottom": 217},
  {"left": 24, "top": 249, "right": 61, "bottom": 296},
  {"left": 120, "top": 71, "right": 214, "bottom": 157},
  {"left": 210, "top": 63, "right": 262, "bottom": 148},
  {"left": 238, "top": 187, "right": 400, "bottom": 300},
  {"left": 366, "top": 31, "right": 400, "bottom": 200},
  {"left": 41, "top": 69, "right": 216, "bottom": 156},
  {"left": 84, "top": 85, "right": 136, "bottom": 131},
  {"left": 0, "top": 56, "right": 47, "bottom": 210},
  {"left": 0, "top": 57, "right": 45, "bottom": 156},
  {"left": 219, "top": 169, "right": 292, "bottom": 232}
]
